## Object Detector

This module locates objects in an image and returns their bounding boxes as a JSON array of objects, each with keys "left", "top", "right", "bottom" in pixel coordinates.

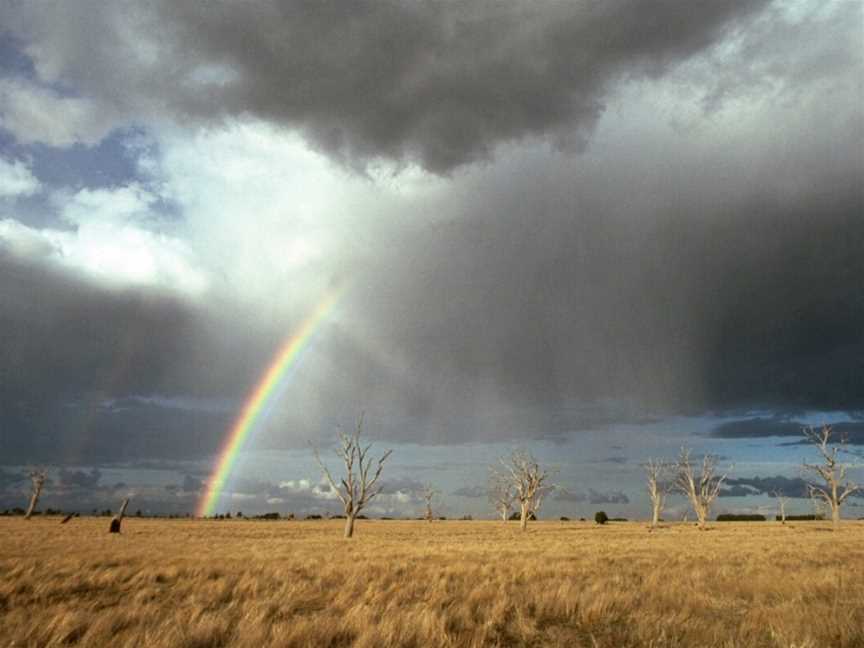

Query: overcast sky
[{"left": 1, "top": 1, "right": 862, "bottom": 518}]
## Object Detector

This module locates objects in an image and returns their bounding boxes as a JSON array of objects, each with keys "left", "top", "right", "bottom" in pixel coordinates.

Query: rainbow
[{"left": 196, "top": 289, "right": 342, "bottom": 517}]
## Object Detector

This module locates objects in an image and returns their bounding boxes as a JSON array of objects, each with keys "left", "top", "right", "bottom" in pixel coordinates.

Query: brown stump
[{"left": 109, "top": 497, "right": 129, "bottom": 533}]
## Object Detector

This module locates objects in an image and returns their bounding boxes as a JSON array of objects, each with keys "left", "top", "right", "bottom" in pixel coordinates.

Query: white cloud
[
  {"left": 0, "top": 157, "right": 40, "bottom": 198},
  {"left": 58, "top": 183, "right": 157, "bottom": 226},
  {"left": 278, "top": 478, "right": 312, "bottom": 491},
  {"left": 0, "top": 183, "right": 208, "bottom": 296},
  {"left": 154, "top": 121, "right": 448, "bottom": 307},
  {"left": 277, "top": 477, "right": 339, "bottom": 500},
  {"left": 0, "top": 79, "right": 120, "bottom": 147}
]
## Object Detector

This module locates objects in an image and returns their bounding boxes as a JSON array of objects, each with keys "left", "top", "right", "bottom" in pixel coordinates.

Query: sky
[{"left": 0, "top": 1, "right": 862, "bottom": 519}]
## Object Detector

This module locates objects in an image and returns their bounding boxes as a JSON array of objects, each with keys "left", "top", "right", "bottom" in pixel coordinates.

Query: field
[{"left": 1, "top": 518, "right": 863, "bottom": 648}]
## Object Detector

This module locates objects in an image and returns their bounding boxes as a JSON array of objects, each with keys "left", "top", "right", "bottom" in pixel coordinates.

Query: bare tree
[
  {"left": 644, "top": 458, "right": 671, "bottom": 530},
  {"left": 312, "top": 415, "right": 392, "bottom": 538},
  {"left": 801, "top": 425, "right": 860, "bottom": 531},
  {"left": 422, "top": 484, "right": 439, "bottom": 522},
  {"left": 24, "top": 469, "right": 47, "bottom": 520},
  {"left": 674, "top": 447, "right": 729, "bottom": 530},
  {"left": 771, "top": 490, "right": 788, "bottom": 525},
  {"left": 487, "top": 468, "right": 515, "bottom": 522},
  {"left": 500, "top": 449, "right": 553, "bottom": 532},
  {"left": 109, "top": 498, "right": 130, "bottom": 533}
]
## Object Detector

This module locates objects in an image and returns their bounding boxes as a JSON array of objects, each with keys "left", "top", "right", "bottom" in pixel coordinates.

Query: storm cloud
[
  {"left": 712, "top": 419, "right": 864, "bottom": 445},
  {"left": 0, "top": 1, "right": 862, "bottom": 501},
  {"left": 554, "top": 488, "right": 630, "bottom": 505},
  {"left": 0, "top": 1, "right": 774, "bottom": 172},
  {"left": 718, "top": 475, "right": 863, "bottom": 500}
]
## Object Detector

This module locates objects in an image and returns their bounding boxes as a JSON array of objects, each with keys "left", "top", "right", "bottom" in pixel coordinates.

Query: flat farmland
[{"left": 1, "top": 518, "right": 862, "bottom": 648}]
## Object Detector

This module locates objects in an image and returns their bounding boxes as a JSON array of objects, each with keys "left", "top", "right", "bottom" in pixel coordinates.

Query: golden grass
[{"left": 1, "top": 518, "right": 863, "bottom": 647}]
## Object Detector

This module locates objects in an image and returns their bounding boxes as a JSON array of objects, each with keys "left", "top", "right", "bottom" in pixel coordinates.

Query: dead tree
[
  {"left": 674, "top": 447, "right": 728, "bottom": 530},
  {"left": 24, "top": 469, "right": 47, "bottom": 520},
  {"left": 771, "top": 490, "right": 788, "bottom": 524},
  {"left": 802, "top": 425, "right": 860, "bottom": 531},
  {"left": 422, "top": 484, "right": 439, "bottom": 523},
  {"left": 109, "top": 498, "right": 129, "bottom": 533},
  {"left": 501, "top": 449, "right": 552, "bottom": 532},
  {"left": 487, "top": 469, "right": 515, "bottom": 522},
  {"left": 313, "top": 415, "right": 392, "bottom": 538},
  {"left": 644, "top": 458, "right": 671, "bottom": 530}
]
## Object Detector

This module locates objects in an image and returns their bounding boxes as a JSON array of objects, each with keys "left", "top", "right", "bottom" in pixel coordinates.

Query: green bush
[{"left": 594, "top": 511, "right": 609, "bottom": 525}]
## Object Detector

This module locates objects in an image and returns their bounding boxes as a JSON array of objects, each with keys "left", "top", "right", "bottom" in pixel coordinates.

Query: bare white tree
[
  {"left": 771, "top": 490, "right": 789, "bottom": 525},
  {"left": 801, "top": 425, "right": 860, "bottom": 531},
  {"left": 644, "top": 458, "right": 671, "bottom": 530},
  {"left": 674, "top": 447, "right": 729, "bottom": 530},
  {"left": 422, "top": 484, "right": 439, "bottom": 522},
  {"left": 500, "top": 449, "right": 553, "bottom": 532},
  {"left": 312, "top": 415, "right": 392, "bottom": 538},
  {"left": 109, "top": 497, "right": 130, "bottom": 533},
  {"left": 487, "top": 469, "right": 515, "bottom": 522},
  {"left": 24, "top": 469, "right": 47, "bottom": 520}
]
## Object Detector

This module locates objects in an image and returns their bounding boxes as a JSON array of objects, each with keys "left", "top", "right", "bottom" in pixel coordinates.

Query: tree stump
[{"left": 108, "top": 497, "right": 129, "bottom": 533}]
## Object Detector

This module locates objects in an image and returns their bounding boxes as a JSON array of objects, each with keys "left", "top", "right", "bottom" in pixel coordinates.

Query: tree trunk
[
  {"left": 520, "top": 503, "right": 528, "bottom": 532},
  {"left": 426, "top": 504, "right": 432, "bottom": 523},
  {"left": 651, "top": 503, "right": 660, "bottom": 529},
  {"left": 696, "top": 504, "right": 707, "bottom": 530},
  {"left": 344, "top": 513, "right": 355, "bottom": 538},
  {"left": 24, "top": 491, "right": 40, "bottom": 520},
  {"left": 831, "top": 503, "right": 840, "bottom": 531},
  {"left": 501, "top": 508, "right": 508, "bottom": 522}
]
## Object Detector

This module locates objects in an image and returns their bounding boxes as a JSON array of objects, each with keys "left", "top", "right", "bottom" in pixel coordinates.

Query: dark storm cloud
[
  {"left": 711, "top": 418, "right": 804, "bottom": 439},
  {"left": 451, "top": 485, "right": 486, "bottom": 498},
  {"left": 182, "top": 474, "right": 204, "bottom": 494},
  {"left": 378, "top": 477, "right": 426, "bottom": 496},
  {"left": 58, "top": 467, "right": 102, "bottom": 489},
  {"left": 355, "top": 164, "right": 863, "bottom": 427},
  {"left": 718, "top": 475, "right": 863, "bottom": 499},
  {"left": 554, "top": 488, "right": 630, "bottom": 505},
  {"left": 0, "top": 249, "right": 303, "bottom": 463},
  {"left": 0, "top": 468, "right": 24, "bottom": 488},
  {"left": 602, "top": 456, "right": 628, "bottom": 465},
  {"left": 1, "top": 1, "right": 770, "bottom": 172},
  {"left": 0, "top": 0, "right": 862, "bottom": 463},
  {"left": 713, "top": 419, "right": 864, "bottom": 445}
]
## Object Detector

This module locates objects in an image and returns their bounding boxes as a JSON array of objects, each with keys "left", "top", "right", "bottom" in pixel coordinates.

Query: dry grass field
[{"left": 1, "top": 518, "right": 863, "bottom": 648}]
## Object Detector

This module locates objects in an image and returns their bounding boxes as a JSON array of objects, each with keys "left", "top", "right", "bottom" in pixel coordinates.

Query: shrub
[
  {"left": 560, "top": 516, "right": 570, "bottom": 521},
  {"left": 595, "top": 511, "right": 609, "bottom": 525},
  {"left": 716, "top": 513, "right": 766, "bottom": 521}
]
